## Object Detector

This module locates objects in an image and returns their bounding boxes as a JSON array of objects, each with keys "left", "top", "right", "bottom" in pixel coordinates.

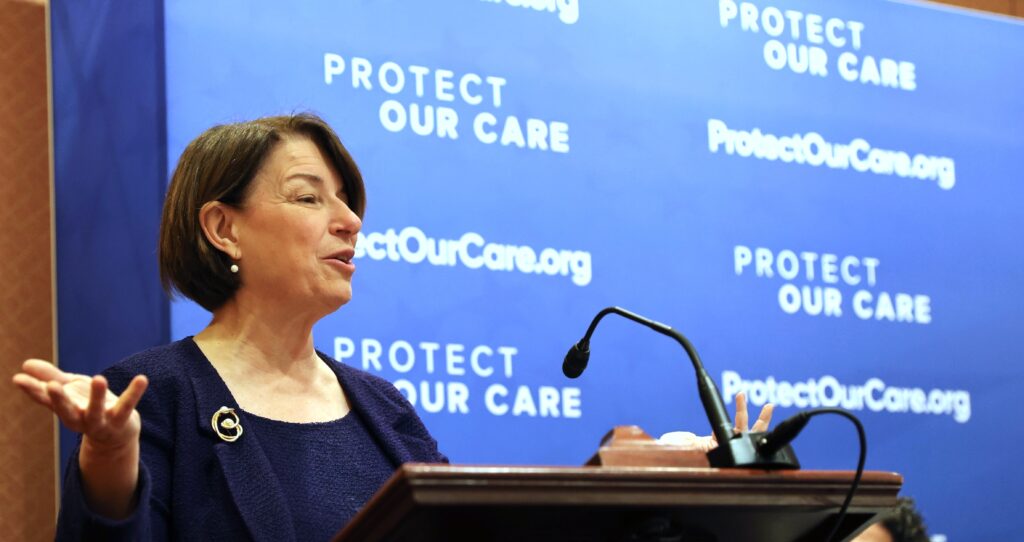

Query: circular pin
[{"left": 211, "top": 406, "right": 243, "bottom": 442}]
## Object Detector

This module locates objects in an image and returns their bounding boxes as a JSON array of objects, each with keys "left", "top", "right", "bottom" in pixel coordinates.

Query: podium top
[{"left": 335, "top": 464, "right": 902, "bottom": 542}]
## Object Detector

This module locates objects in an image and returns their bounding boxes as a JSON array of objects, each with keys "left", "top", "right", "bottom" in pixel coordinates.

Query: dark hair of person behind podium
[
  {"left": 855, "top": 496, "right": 930, "bottom": 542},
  {"left": 881, "top": 497, "right": 929, "bottom": 542},
  {"left": 158, "top": 113, "right": 366, "bottom": 311}
]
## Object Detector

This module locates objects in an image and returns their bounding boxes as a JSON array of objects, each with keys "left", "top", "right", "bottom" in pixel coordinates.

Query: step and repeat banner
[{"left": 161, "top": 1, "right": 1023, "bottom": 538}]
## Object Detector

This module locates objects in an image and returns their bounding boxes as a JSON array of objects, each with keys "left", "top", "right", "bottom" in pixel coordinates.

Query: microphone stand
[{"left": 565, "top": 306, "right": 800, "bottom": 469}]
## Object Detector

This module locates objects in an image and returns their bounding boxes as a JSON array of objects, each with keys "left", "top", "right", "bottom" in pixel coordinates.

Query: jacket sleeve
[
  {"left": 55, "top": 363, "right": 175, "bottom": 541},
  {"left": 55, "top": 447, "right": 155, "bottom": 540}
]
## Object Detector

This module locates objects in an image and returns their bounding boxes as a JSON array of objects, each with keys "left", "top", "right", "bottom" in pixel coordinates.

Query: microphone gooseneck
[{"left": 562, "top": 307, "right": 735, "bottom": 448}]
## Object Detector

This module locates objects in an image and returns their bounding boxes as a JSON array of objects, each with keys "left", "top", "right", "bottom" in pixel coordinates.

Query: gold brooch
[{"left": 211, "top": 406, "right": 243, "bottom": 442}]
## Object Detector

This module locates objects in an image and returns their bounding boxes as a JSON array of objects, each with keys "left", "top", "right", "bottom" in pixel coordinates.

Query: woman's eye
[{"left": 298, "top": 195, "right": 318, "bottom": 204}]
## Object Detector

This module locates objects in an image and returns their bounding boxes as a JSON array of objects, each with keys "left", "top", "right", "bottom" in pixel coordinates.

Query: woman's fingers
[
  {"left": 85, "top": 376, "right": 108, "bottom": 427},
  {"left": 12, "top": 373, "right": 54, "bottom": 407},
  {"left": 21, "top": 359, "right": 75, "bottom": 384},
  {"left": 109, "top": 375, "right": 148, "bottom": 426},
  {"left": 733, "top": 392, "right": 749, "bottom": 433},
  {"left": 16, "top": 358, "right": 83, "bottom": 410},
  {"left": 731, "top": 392, "right": 774, "bottom": 434},
  {"left": 46, "top": 381, "right": 83, "bottom": 428},
  {"left": 751, "top": 403, "right": 774, "bottom": 433}
]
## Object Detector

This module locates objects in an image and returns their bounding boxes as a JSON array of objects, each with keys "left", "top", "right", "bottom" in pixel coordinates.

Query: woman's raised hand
[
  {"left": 12, "top": 359, "right": 148, "bottom": 446},
  {"left": 12, "top": 359, "right": 148, "bottom": 518},
  {"left": 658, "top": 392, "right": 774, "bottom": 452}
]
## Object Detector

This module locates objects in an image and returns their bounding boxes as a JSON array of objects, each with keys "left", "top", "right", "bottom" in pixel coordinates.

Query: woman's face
[{"left": 231, "top": 136, "right": 361, "bottom": 314}]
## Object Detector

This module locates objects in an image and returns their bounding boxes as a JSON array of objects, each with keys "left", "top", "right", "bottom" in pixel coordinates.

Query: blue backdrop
[{"left": 53, "top": 1, "right": 1024, "bottom": 539}]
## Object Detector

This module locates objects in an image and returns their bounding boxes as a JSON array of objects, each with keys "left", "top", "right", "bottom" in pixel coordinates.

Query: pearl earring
[{"left": 230, "top": 264, "right": 239, "bottom": 274}]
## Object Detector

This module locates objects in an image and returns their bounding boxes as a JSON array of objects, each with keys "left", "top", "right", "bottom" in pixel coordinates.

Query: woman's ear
[{"left": 199, "top": 201, "right": 242, "bottom": 260}]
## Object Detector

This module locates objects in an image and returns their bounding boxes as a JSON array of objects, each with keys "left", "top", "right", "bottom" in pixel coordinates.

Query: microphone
[
  {"left": 564, "top": 306, "right": 800, "bottom": 469},
  {"left": 562, "top": 340, "right": 590, "bottom": 378}
]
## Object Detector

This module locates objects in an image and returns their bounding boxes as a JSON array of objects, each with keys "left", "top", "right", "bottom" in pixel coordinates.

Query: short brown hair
[{"left": 159, "top": 113, "right": 366, "bottom": 311}]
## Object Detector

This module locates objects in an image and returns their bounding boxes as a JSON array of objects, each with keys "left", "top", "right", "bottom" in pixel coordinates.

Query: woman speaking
[{"left": 15, "top": 114, "right": 445, "bottom": 540}]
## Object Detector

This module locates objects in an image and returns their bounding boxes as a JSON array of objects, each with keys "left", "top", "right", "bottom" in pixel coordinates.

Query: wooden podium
[{"left": 333, "top": 428, "right": 902, "bottom": 542}]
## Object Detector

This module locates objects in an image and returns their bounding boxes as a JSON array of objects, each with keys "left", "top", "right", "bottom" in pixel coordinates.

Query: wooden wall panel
[
  {"left": 0, "top": 0, "right": 58, "bottom": 539},
  {"left": 930, "top": 0, "right": 1019, "bottom": 16}
]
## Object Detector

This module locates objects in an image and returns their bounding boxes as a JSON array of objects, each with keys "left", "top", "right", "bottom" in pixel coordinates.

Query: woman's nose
[{"left": 331, "top": 199, "right": 361, "bottom": 236}]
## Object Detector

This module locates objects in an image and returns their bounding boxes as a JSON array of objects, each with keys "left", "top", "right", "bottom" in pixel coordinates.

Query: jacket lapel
[{"left": 185, "top": 340, "right": 296, "bottom": 542}]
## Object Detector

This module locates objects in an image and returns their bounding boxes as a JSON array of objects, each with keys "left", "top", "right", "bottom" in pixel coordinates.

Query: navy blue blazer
[{"left": 55, "top": 338, "right": 447, "bottom": 541}]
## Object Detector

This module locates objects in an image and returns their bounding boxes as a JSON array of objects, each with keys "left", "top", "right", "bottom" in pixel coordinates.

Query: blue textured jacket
[{"left": 55, "top": 338, "right": 447, "bottom": 541}]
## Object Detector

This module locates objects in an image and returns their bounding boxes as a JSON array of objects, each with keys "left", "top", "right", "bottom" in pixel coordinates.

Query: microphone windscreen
[{"left": 562, "top": 342, "right": 589, "bottom": 378}]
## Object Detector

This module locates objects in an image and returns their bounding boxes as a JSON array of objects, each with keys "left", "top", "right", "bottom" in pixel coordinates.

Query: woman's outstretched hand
[
  {"left": 12, "top": 359, "right": 148, "bottom": 518},
  {"left": 13, "top": 359, "right": 148, "bottom": 445},
  {"left": 658, "top": 392, "right": 774, "bottom": 452}
]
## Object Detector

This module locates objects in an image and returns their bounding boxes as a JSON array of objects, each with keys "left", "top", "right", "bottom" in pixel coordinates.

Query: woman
[
  {"left": 15, "top": 114, "right": 445, "bottom": 540},
  {"left": 13, "top": 113, "right": 772, "bottom": 540}
]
